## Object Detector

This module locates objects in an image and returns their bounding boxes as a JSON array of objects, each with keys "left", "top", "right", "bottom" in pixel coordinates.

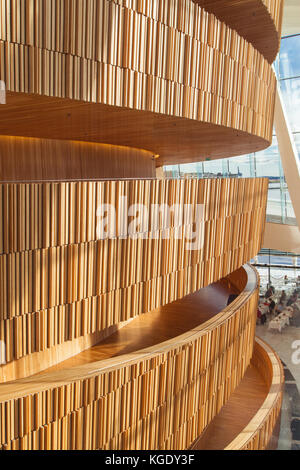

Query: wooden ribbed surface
[
  {"left": 0, "top": 0, "right": 278, "bottom": 164},
  {"left": 0, "top": 90, "right": 273, "bottom": 166},
  {"left": 0, "top": 265, "right": 259, "bottom": 450},
  {"left": 0, "top": 0, "right": 282, "bottom": 451},
  {"left": 0, "top": 0, "right": 283, "bottom": 61},
  {"left": 0, "top": 178, "right": 268, "bottom": 381},
  {"left": 233, "top": 338, "right": 284, "bottom": 450},
  {"left": 194, "top": 0, "right": 284, "bottom": 63},
  {"left": 190, "top": 338, "right": 283, "bottom": 450},
  {"left": 38, "top": 269, "right": 244, "bottom": 372}
]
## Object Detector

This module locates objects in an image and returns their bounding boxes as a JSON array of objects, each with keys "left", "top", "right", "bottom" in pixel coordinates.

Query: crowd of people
[{"left": 257, "top": 284, "right": 300, "bottom": 326}]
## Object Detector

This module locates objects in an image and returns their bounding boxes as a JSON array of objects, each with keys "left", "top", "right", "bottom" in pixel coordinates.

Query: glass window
[
  {"left": 228, "top": 154, "right": 253, "bottom": 178},
  {"left": 202, "top": 159, "right": 223, "bottom": 177},
  {"left": 164, "top": 35, "right": 300, "bottom": 227},
  {"left": 255, "top": 137, "right": 281, "bottom": 178},
  {"left": 180, "top": 163, "right": 202, "bottom": 176},
  {"left": 280, "top": 77, "right": 300, "bottom": 133},
  {"left": 278, "top": 35, "right": 300, "bottom": 80}
]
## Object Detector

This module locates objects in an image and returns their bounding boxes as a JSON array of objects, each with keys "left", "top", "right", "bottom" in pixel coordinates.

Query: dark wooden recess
[
  {"left": 0, "top": 136, "right": 155, "bottom": 181},
  {"left": 0, "top": 0, "right": 285, "bottom": 451}
]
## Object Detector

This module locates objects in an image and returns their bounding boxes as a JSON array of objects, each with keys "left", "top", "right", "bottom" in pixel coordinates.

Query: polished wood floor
[
  {"left": 0, "top": 270, "right": 247, "bottom": 401},
  {"left": 191, "top": 364, "right": 268, "bottom": 450},
  {"left": 44, "top": 279, "right": 237, "bottom": 373}
]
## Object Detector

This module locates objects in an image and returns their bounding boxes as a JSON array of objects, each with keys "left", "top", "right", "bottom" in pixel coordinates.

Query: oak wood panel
[
  {"left": 0, "top": 270, "right": 238, "bottom": 382},
  {"left": 0, "top": 318, "right": 135, "bottom": 384},
  {"left": 0, "top": 0, "right": 283, "bottom": 63},
  {"left": 40, "top": 275, "right": 241, "bottom": 373},
  {"left": 0, "top": 136, "right": 155, "bottom": 181},
  {"left": 190, "top": 363, "right": 269, "bottom": 450},
  {"left": 0, "top": 178, "right": 268, "bottom": 375},
  {"left": 194, "top": 0, "right": 284, "bottom": 63},
  {"left": 190, "top": 337, "right": 284, "bottom": 450},
  {"left": 0, "top": 91, "right": 272, "bottom": 166},
  {"left": 226, "top": 338, "right": 283, "bottom": 450},
  {"left": 0, "top": 264, "right": 259, "bottom": 450},
  {"left": 0, "top": 177, "right": 268, "bottom": 255},
  {"left": 0, "top": 0, "right": 279, "bottom": 164},
  {"left": 233, "top": 337, "right": 284, "bottom": 450},
  {"left": 0, "top": 0, "right": 283, "bottom": 451}
]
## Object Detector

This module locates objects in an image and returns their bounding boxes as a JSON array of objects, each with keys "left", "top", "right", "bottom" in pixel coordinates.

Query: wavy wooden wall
[
  {"left": 194, "top": 0, "right": 284, "bottom": 63},
  {"left": 0, "top": 0, "right": 284, "bottom": 451},
  {"left": 0, "top": 0, "right": 277, "bottom": 164},
  {"left": 0, "top": 265, "right": 259, "bottom": 450},
  {"left": 225, "top": 338, "right": 284, "bottom": 451},
  {"left": 190, "top": 335, "right": 284, "bottom": 450},
  {"left": 0, "top": 177, "right": 268, "bottom": 381}
]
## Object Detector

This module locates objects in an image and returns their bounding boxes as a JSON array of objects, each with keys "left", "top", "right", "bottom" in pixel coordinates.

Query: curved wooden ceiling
[
  {"left": 1, "top": 91, "right": 270, "bottom": 167},
  {"left": 193, "top": 0, "right": 284, "bottom": 64},
  {"left": 0, "top": 0, "right": 279, "bottom": 166}
]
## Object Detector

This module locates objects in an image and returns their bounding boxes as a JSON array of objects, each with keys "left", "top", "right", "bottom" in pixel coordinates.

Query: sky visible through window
[{"left": 164, "top": 35, "right": 300, "bottom": 225}]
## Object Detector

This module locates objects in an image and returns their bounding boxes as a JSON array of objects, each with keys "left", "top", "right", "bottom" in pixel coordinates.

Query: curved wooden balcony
[
  {"left": 0, "top": 264, "right": 277, "bottom": 450},
  {"left": 0, "top": 178, "right": 268, "bottom": 383},
  {"left": 191, "top": 337, "right": 284, "bottom": 450},
  {"left": 194, "top": 0, "right": 284, "bottom": 63}
]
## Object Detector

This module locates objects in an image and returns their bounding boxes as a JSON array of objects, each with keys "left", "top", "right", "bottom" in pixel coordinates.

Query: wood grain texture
[
  {"left": 0, "top": 91, "right": 273, "bottom": 166},
  {"left": 0, "top": 318, "right": 135, "bottom": 384},
  {"left": 226, "top": 338, "right": 284, "bottom": 450},
  {"left": 190, "top": 363, "right": 269, "bottom": 450},
  {"left": 190, "top": 338, "right": 284, "bottom": 450},
  {"left": 0, "top": 178, "right": 268, "bottom": 377},
  {"left": 194, "top": 0, "right": 284, "bottom": 63},
  {"left": 0, "top": 177, "right": 268, "bottom": 255},
  {"left": 0, "top": 0, "right": 283, "bottom": 450},
  {"left": 0, "top": 264, "right": 259, "bottom": 450},
  {"left": 0, "top": 0, "right": 283, "bottom": 62},
  {"left": 0, "top": 0, "right": 279, "bottom": 165},
  {"left": 0, "top": 136, "right": 155, "bottom": 181},
  {"left": 4, "top": 269, "right": 243, "bottom": 381}
]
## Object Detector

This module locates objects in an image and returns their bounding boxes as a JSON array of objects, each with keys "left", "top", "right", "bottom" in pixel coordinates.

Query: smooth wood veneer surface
[
  {"left": 0, "top": 91, "right": 272, "bottom": 165},
  {"left": 0, "top": 265, "right": 259, "bottom": 450}
]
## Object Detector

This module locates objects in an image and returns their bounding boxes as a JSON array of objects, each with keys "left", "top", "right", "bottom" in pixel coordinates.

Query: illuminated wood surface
[
  {"left": 0, "top": 0, "right": 283, "bottom": 63},
  {"left": 41, "top": 273, "right": 242, "bottom": 372},
  {"left": 0, "top": 136, "right": 155, "bottom": 181},
  {"left": 0, "top": 177, "right": 268, "bottom": 381},
  {"left": 0, "top": 91, "right": 273, "bottom": 166},
  {"left": 0, "top": 0, "right": 284, "bottom": 451},
  {"left": 0, "top": 265, "right": 259, "bottom": 450},
  {"left": 194, "top": 0, "right": 284, "bottom": 63},
  {"left": 191, "top": 338, "right": 284, "bottom": 450},
  {"left": 0, "top": 0, "right": 278, "bottom": 165}
]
